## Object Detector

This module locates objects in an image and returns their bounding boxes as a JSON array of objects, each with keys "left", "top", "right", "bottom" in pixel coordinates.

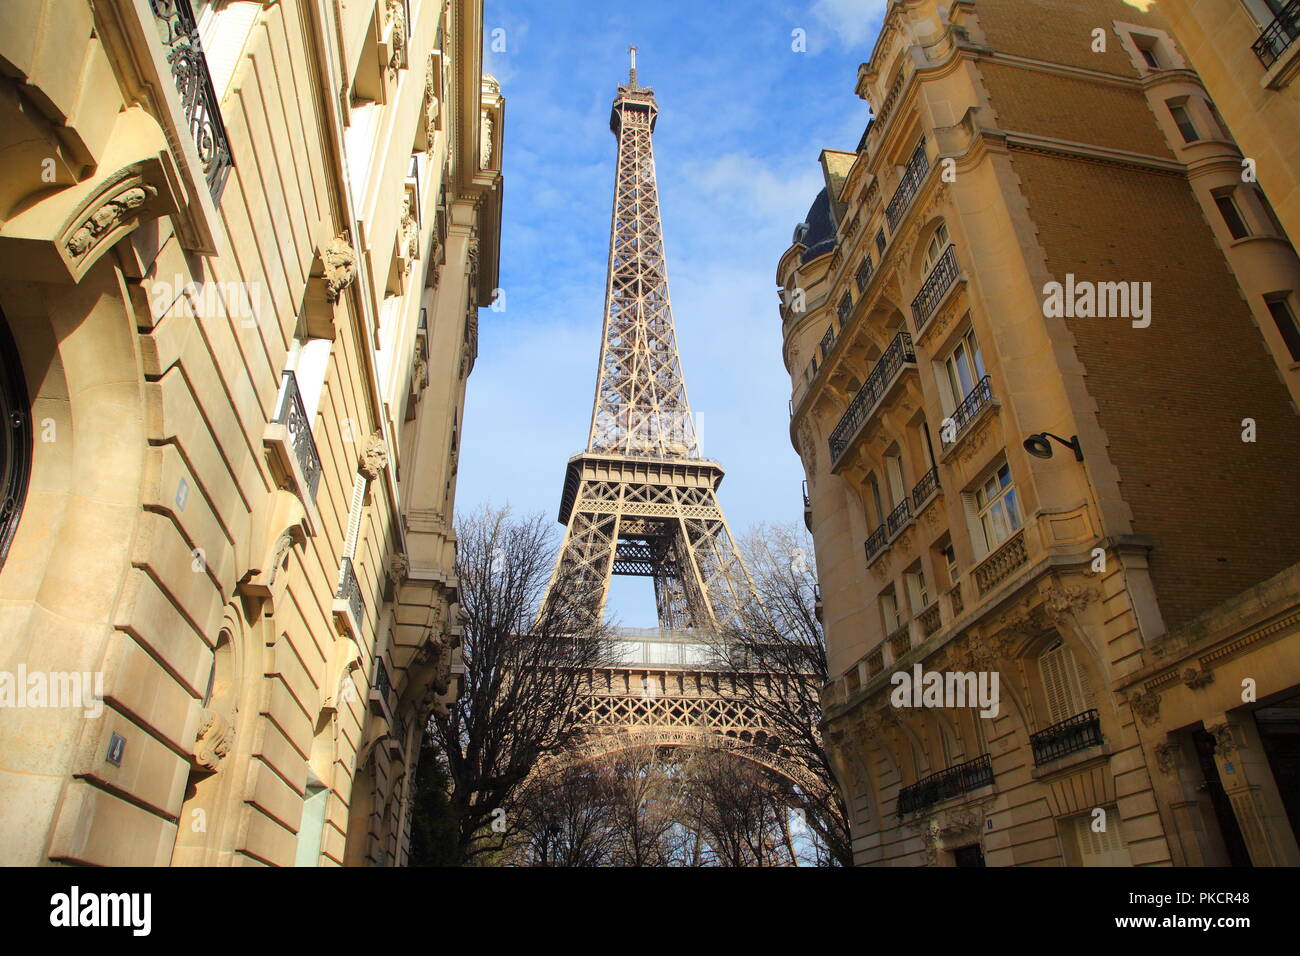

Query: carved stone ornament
[
  {"left": 359, "top": 431, "right": 389, "bottom": 480},
  {"left": 1207, "top": 722, "right": 1237, "bottom": 756},
  {"left": 193, "top": 709, "right": 234, "bottom": 772},
  {"left": 480, "top": 111, "right": 495, "bottom": 169},
  {"left": 1042, "top": 583, "right": 1096, "bottom": 624},
  {"left": 386, "top": 0, "right": 407, "bottom": 71},
  {"left": 386, "top": 551, "right": 409, "bottom": 585},
  {"left": 400, "top": 197, "right": 419, "bottom": 274},
  {"left": 66, "top": 185, "right": 157, "bottom": 258},
  {"left": 1153, "top": 741, "right": 1178, "bottom": 775},
  {"left": 1128, "top": 689, "right": 1162, "bottom": 727},
  {"left": 1182, "top": 667, "right": 1215, "bottom": 690},
  {"left": 323, "top": 233, "right": 357, "bottom": 303}
]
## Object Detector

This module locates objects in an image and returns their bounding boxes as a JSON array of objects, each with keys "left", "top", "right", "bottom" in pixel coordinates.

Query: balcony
[
  {"left": 918, "top": 602, "right": 941, "bottom": 638},
  {"left": 973, "top": 528, "right": 1028, "bottom": 595},
  {"left": 819, "top": 325, "right": 835, "bottom": 360},
  {"left": 837, "top": 294, "right": 853, "bottom": 329},
  {"left": 897, "top": 753, "right": 993, "bottom": 816},
  {"left": 150, "top": 0, "right": 235, "bottom": 202},
  {"left": 265, "top": 370, "right": 323, "bottom": 532},
  {"left": 369, "top": 656, "right": 393, "bottom": 718},
  {"left": 855, "top": 256, "right": 874, "bottom": 293},
  {"left": 911, "top": 244, "right": 960, "bottom": 333},
  {"left": 940, "top": 375, "right": 994, "bottom": 453},
  {"left": 885, "top": 497, "right": 913, "bottom": 538},
  {"left": 1030, "top": 710, "right": 1102, "bottom": 766},
  {"left": 333, "top": 556, "right": 365, "bottom": 640},
  {"left": 828, "top": 330, "right": 917, "bottom": 462},
  {"left": 1252, "top": 0, "right": 1300, "bottom": 68},
  {"left": 389, "top": 712, "right": 408, "bottom": 758},
  {"left": 865, "top": 526, "right": 888, "bottom": 564},
  {"left": 911, "top": 465, "right": 940, "bottom": 511},
  {"left": 885, "top": 142, "right": 930, "bottom": 230},
  {"left": 888, "top": 625, "right": 911, "bottom": 661}
]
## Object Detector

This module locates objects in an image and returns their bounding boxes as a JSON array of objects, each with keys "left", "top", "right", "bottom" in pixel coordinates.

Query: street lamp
[{"left": 1023, "top": 432, "right": 1084, "bottom": 461}]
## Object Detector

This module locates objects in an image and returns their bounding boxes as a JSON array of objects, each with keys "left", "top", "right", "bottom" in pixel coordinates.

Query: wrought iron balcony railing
[
  {"left": 911, "top": 465, "right": 939, "bottom": 510},
  {"left": 820, "top": 325, "right": 835, "bottom": 360},
  {"left": 336, "top": 556, "right": 364, "bottom": 628},
  {"left": 828, "top": 330, "right": 916, "bottom": 460},
  {"left": 886, "top": 142, "right": 930, "bottom": 229},
  {"left": 274, "top": 370, "right": 323, "bottom": 501},
  {"left": 897, "top": 753, "right": 993, "bottom": 816},
  {"left": 911, "top": 244, "right": 959, "bottom": 332},
  {"left": 372, "top": 656, "right": 392, "bottom": 710},
  {"left": 1253, "top": 0, "right": 1300, "bottom": 68},
  {"left": 837, "top": 293, "right": 853, "bottom": 329},
  {"left": 865, "top": 525, "right": 888, "bottom": 563},
  {"left": 855, "top": 255, "right": 874, "bottom": 292},
  {"left": 885, "top": 496, "right": 913, "bottom": 537},
  {"left": 150, "top": 0, "right": 235, "bottom": 202},
  {"left": 1030, "top": 709, "right": 1102, "bottom": 765},
  {"left": 940, "top": 375, "right": 993, "bottom": 450}
]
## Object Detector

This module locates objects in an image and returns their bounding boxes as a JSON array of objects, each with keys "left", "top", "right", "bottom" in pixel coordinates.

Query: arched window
[
  {"left": 0, "top": 308, "right": 31, "bottom": 570},
  {"left": 1038, "top": 639, "right": 1096, "bottom": 724},
  {"left": 920, "top": 222, "right": 951, "bottom": 275}
]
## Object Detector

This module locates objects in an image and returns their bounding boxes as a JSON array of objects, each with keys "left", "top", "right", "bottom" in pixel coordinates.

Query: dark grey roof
[{"left": 794, "top": 188, "right": 836, "bottom": 264}]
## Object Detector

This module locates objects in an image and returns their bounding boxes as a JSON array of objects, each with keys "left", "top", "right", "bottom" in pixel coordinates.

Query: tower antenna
[{"left": 628, "top": 45, "right": 638, "bottom": 87}]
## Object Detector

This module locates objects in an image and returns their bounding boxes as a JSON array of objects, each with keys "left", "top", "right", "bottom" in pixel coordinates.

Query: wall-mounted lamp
[{"left": 1023, "top": 432, "right": 1084, "bottom": 461}]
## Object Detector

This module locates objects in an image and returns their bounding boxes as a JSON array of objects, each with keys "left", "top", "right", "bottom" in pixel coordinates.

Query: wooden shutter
[
  {"left": 343, "top": 472, "right": 367, "bottom": 559},
  {"left": 1040, "top": 640, "right": 1095, "bottom": 723},
  {"left": 1072, "top": 811, "right": 1131, "bottom": 866}
]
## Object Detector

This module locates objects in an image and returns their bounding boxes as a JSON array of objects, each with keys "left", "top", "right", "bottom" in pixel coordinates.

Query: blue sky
[{"left": 461, "top": 0, "right": 885, "bottom": 625}]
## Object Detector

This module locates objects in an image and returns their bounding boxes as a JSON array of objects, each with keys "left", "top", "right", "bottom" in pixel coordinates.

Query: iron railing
[
  {"left": 837, "top": 293, "right": 853, "bottom": 329},
  {"left": 828, "top": 330, "right": 916, "bottom": 460},
  {"left": 912, "top": 465, "right": 940, "bottom": 509},
  {"left": 149, "top": 0, "right": 234, "bottom": 202},
  {"left": 336, "top": 556, "right": 364, "bottom": 626},
  {"left": 886, "top": 142, "right": 930, "bottom": 229},
  {"left": 855, "top": 256, "right": 874, "bottom": 292},
  {"left": 941, "top": 375, "right": 993, "bottom": 450},
  {"left": 911, "top": 244, "right": 959, "bottom": 331},
  {"left": 865, "top": 526, "right": 888, "bottom": 562},
  {"left": 373, "top": 656, "right": 392, "bottom": 708},
  {"left": 820, "top": 325, "right": 835, "bottom": 360},
  {"left": 897, "top": 753, "right": 993, "bottom": 815},
  {"left": 1030, "top": 709, "right": 1102, "bottom": 765},
  {"left": 275, "top": 371, "right": 322, "bottom": 501},
  {"left": 885, "top": 496, "right": 913, "bottom": 537},
  {"left": 1252, "top": 0, "right": 1300, "bottom": 68}
]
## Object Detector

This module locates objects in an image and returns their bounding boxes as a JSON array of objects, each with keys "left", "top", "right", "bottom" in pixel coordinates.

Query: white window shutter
[{"left": 343, "top": 473, "right": 367, "bottom": 559}]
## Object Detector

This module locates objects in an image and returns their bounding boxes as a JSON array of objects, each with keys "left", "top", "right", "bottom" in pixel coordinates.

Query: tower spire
[{"left": 542, "top": 69, "right": 756, "bottom": 633}]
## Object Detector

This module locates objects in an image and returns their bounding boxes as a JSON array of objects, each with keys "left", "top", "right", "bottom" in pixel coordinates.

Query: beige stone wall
[
  {"left": 0, "top": 0, "right": 502, "bottom": 866},
  {"left": 784, "top": 0, "right": 1300, "bottom": 866}
]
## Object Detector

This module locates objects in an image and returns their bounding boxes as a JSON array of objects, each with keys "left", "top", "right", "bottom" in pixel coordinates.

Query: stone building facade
[
  {"left": 0, "top": 0, "right": 502, "bottom": 866},
  {"left": 780, "top": 0, "right": 1300, "bottom": 866}
]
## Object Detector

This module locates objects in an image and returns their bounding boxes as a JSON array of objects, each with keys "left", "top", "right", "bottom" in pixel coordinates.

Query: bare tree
[
  {"left": 679, "top": 750, "right": 793, "bottom": 867},
  {"left": 431, "top": 505, "right": 616, "bottom": 862},
  {"left": 710, "top": 521, "right": 852, "bottom": 867},
  {"left": 502, "top": 762, "right": 619, "bottom": 866}
]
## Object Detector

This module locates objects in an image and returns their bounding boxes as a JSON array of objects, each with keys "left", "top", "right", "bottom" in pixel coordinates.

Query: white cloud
[{"left": 809, "top": 0, "right": 887, "bottom": 49}]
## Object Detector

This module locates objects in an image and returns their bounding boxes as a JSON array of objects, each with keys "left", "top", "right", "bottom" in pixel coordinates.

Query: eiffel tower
[{"left": 547, "top": 50, "right": 753, "bottom": 633}]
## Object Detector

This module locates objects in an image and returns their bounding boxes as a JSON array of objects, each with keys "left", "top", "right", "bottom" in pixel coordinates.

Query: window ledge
[{"left": 1029, "top": 743, "right": 1110, "bottom": 782}]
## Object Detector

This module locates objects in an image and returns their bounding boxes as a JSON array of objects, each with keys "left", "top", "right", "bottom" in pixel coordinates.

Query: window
[
  {"left": 881, "top": 589, "right": 901, "bottom": 633},
  {"left": 1134, "top": 34, "right": 1161, "bottom": 69},
  {"left": 974, "top": 462, "right": 1021, "bottom": 553},
  {"left": 1168, "top": 102, "right": 1200, "bottom": 142},
  {"left": 1241, "top": 0, "right": 1290, "bottom": 29},
  {"left": 885, "top": 453, "right": 907, "bottom": 508},
  {"left": 876, "top": 228, "right": 887, "bottom": 256},
  {"left": 855, "top": 255, "right": 873, "bottom": 292},
  {"left": 905, "top": 567, "right": 929, "bottom": 611},
  {"left": 1038, "top": 639, "right": 1095, "bottom": 723},
  {"left": 1266, "top": 295, "right": 1300, "bottom": 361},
  {"left": 941, "top": 325, "right": 987, "bottom": 413},
  {"left": 1214, "top": 192, "right": 1251, "bottom": 239},
  {"left": 1061, "top": 807, "right": 1132, "bottom": 866},
  {"left": 941, "top": 544, "right": 959, "bottom": 586},
  {"left": 921, "top": 222, "right": 951, "bottom": 274},
  {"left": 838, "top": 292, "right": 853, "bottom": 328}
]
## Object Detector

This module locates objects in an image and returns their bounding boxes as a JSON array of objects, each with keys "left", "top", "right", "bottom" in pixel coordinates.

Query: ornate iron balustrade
[
  {"left": 918, "top": 602, "right": 941, "bottom": 637},
  {"left": 865, "top": 526, "right": 888, "bottom": 562},
  {"left": 1253, "top": 0, "right": 1300, "bottom": 67},
  {"left": 897, "top": 753, "right": 993, "bottom": 816},
  {"left": 973, "top": 528, "right": 1028, "bottom": 595},
  {"left": 885, "top": 496, "right": 913, "bottom": 537},
  {"left": 911, "top": 244, "right": 959, "bottom": 331},
  {"left": 855, "top": 255, "right": 874, "bottom": 292},
  {"left": 820, "top": 325, "right": 835, "bottom": 360},
  {"left": 886, "top": 142, "right": 930, "bottom": 229},
  {"left": 336, "top": 556, "right": 365, "bottom": 627},
  {"left": 941, "top": 375, "right": 992, "bottom": 450},
  {"left": 835, "top": 294, "right": 851, "bottom": 330},
  {"left": 392, "top": 712, "right": 408, "bottom": 754},
  {"left": 373, "top": 656, "right": 392, "bottom": 708},
  {"left": 912, "top": 465, "right": 939, "bottom": 509},
  {"left": 828, "top": 330, "right": 916, "bottom": 460},
  {"left": 150, "top": 0, "right": 235, "bottom": 202},
  {"left": 1030, "top": 709, "right": 1102, "bottom": 765},
  {"left": 275, "top": 371, "right": 323, "bottom": 501}
]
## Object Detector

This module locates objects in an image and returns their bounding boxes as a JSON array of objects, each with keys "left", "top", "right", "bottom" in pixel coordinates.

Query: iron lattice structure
[{"left": 547, "top": 55, "right": 754, "bottom": 633}]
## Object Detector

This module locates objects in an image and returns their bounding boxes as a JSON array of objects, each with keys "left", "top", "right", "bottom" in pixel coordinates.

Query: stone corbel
[
  {"left": 359, "top": 431, "right": 389, "bottom": 481},
  {"left": 238, "top": 490, "right": 308, "bottom": 604},
  {"left": 191, "top": 708, "right": 235, "bottom": 773}
]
